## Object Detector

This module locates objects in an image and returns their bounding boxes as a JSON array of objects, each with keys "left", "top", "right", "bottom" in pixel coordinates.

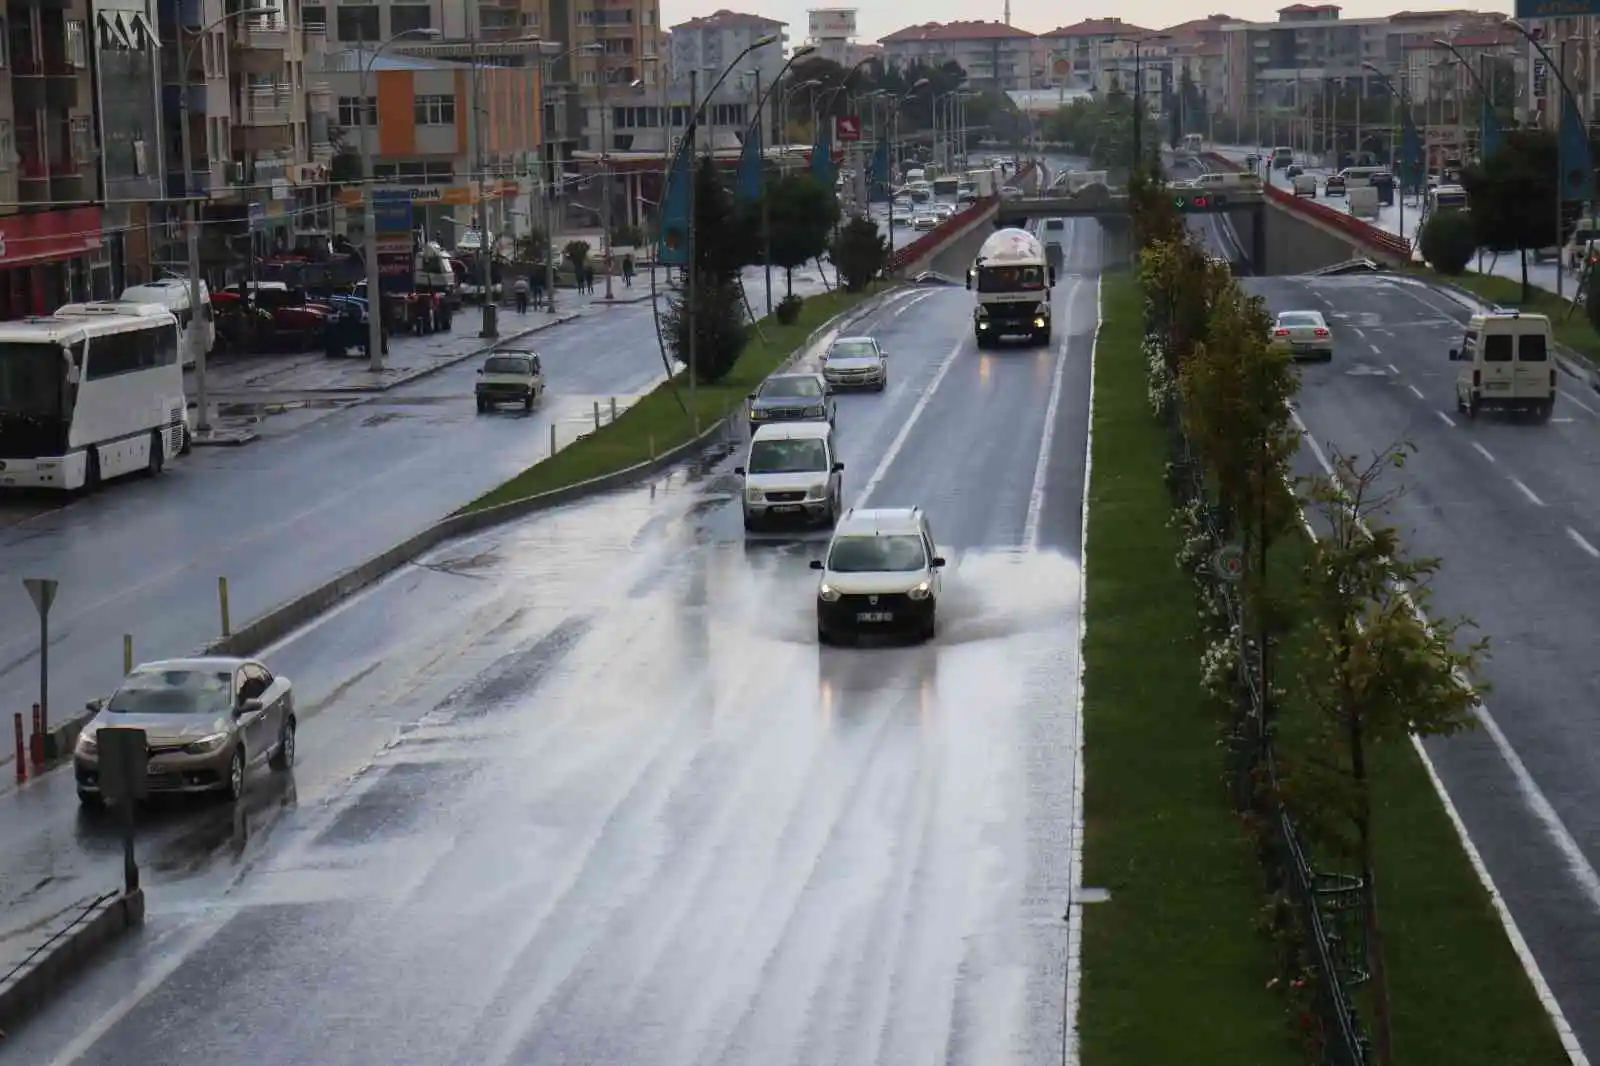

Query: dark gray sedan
[{"left": 747, "top": 373, "right": 835, "bottom": 437}]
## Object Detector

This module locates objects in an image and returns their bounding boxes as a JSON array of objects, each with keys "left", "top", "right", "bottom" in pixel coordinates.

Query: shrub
[
  {"left": 1418, "top": 210, "right": 1478, "bottom": 276},
  {"left": 776, "top": 293, "right": 804, "bottom": 325}
]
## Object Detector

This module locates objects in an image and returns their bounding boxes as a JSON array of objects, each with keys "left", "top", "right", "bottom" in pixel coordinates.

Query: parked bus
[{"left": 0, "top": 302, "right": 185, "bottom": 491}]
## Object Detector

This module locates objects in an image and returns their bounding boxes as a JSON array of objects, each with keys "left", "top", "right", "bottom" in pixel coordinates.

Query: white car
[
  {"left": 911, "top": 211, "right": 940, "bottom": 231},
  {"left": 475, "top": 349, "right": 545, "bottom": 412},
  {"left": 736, "top": 421, "right": 844, "bottom": 531},
  {"left": 929, "top": 203, "right": 956, "bottom": 221},
  {"left": 1270, "top": 310, "right": 1334, "bottom": 361},
  {"left": 821, "top": 335, "right": 887, "bottom": 391},
  {"left": 811, "top": 507, "right": 946, "bottom": 645}
]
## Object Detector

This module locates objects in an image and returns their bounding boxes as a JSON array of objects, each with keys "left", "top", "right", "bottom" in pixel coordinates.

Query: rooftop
[
  {"left": 1042, "top": 18, "right": 1154, "bottom": 38},
  {"left": 881, "top": 20, "right": 1036, "bottom": 43},
  {"left": 672, "top": 9, "right": 787, "bottom": 32}
]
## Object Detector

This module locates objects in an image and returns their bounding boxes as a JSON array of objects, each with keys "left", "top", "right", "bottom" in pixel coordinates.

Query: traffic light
[{"left": 1173, "top": 192, "right": 1226, "bottom": 212}]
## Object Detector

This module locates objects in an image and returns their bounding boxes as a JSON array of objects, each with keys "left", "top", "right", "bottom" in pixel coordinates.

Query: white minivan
[
  {"left": 735, "top": 421, "right": 844, "bottom": 531},
  {"left": 1450, "top": 311, "right": 1556, "bottom": 420},
  {"left": 119, "top": 278, "right": 214, "bottom": 368}
]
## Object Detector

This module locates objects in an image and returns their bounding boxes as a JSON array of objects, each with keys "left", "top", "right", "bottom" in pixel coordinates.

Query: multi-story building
[
  {"left": 321, "top": 45, "right": 541, "bottom": 243},
  {"left": 659, "top": 10, "right": 783, "bottom": 149},
  {"left": 93, "top": 0, "right": 165, "bottom": 292},
  {"left": 807, "top": 7, "right": 855, "bottom": 66},
  {"left": 1036, "top": 19, "right": 1163, "bottom": 96},
  {"left": 879, "top": 20, "right": 1036, "bottom": 93},
  {"left": 0, "top": 0, "right": 123, "bottom": 316},
  {"left": 1163, "top": 15, "right": 1232, "bottom": 117}
]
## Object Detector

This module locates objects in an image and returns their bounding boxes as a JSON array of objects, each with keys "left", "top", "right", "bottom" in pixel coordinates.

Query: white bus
[
  {"left": 1181, "top": 133, "right": 1203, "bottom": 156},
  {"left": 116, "top": 278, "right": 215, "bottom": 369},
  {"left": 0, "top": 302, "right": 186, "bottom": 491}
]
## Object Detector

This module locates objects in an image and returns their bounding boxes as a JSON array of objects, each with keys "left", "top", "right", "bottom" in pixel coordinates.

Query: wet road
[
  {"left": 0, "top": 268, "right": 828, "bottom": 774},
  {"left": 0, "top": 222, "right": 1100, "bottom": 1064},
  {"left": 1246, "top": 272, "right": 1600, "bottom": 1055}
]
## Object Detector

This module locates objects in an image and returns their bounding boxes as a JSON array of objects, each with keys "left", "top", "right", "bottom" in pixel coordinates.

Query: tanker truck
[{"left": 966, "top": 227, "right": 1056, "bottom": 348}]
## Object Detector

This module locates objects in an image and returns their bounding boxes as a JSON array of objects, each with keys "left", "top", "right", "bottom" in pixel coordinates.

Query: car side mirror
[
  {"left": 931, "top": 556, "right": 947, "bottom": 568},
  {"left": 1448, "top": 348, "right": 1459, "bottom": 361},
  {"left": 746, "top": 393, "right": 757, "bottom": 402},
  {"left": 809, "top": 560, "right": 824, "bottom": 570},
  {"left": 1048, "top": 266, "right": 1057, "bottom": 285},
  {"left": 86, "top": 698, "right": 104, "bottom": 713},
  {"left": 476, "top": 368, "right": 483, "bottom": 374},
  {"left": 832, "top": 462, "right": 844, "bottom": 472},
  {"left": 236, "top": 698, "right": 264, "bottom": 716},
  {"left": 733, "top": 466, "right": 745, "bottom": 476},
  {"left": 964, "top": 274, "right": 972, "bottom": 290}
]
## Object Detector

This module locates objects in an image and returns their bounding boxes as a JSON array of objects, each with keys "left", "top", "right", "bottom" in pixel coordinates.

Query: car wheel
[
  {"left": 223, "top": 747, "right": 246, "bottom": 804},
  {"left": 876, "top": 378, "right": 887, "bottom": 392},
  {"left": 921, "top": 613, "right": 937, "bottom": 642},
  {"left": 524, "top": 394, "right": 534, "bottom": 413},
  {"left": 817, "top": 623, "right": 831, "bottom": 646},
  {"left": 77, "top": 789, "right": 103, "bottom": 809},
  {"left": 269, "top": 716, "right": 296, "bottom": 772},
  {"left": 147, "top": 430, "right": 165, "bottom": 477},
  {"left": 743, "top": 511, "right": 758, "bottom": 533},
  {"left": 477, "top": 399, "right": 489, "bottom": 413}
]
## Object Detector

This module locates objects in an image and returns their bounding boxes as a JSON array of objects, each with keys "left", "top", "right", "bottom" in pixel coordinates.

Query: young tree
[
  {"left": 662, "top": 157, "right": 748, "bottom": 384},
  {"left": 830, "top": 215, "right": 887, "bottom": 292},
  {"left": 1460, "top": 128, "right": 1559, "bottom": 301},
  {"left": 1297, "top": 444, "right": 1486, "bottom": 1066},
  {"left": 1417, "top": 210, "right": 1478, "bottom": 276},
  {"left": 765, "top": 173, "right": 838, "bottom": 295}
]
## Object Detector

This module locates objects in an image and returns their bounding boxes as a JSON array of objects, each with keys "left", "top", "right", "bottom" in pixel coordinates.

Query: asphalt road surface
[
  {"left": 1245, "top": 271, "right": 1600, "bottom": 1055},
  {"left": 0, "top": 220, "right": 1100, "bottom": 1065}
]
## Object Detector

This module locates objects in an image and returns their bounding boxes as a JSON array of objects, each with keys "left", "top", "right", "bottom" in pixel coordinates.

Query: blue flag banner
[
  {"left": 1400, "top": 122, "right": 1424, "bottom": 196},
  {"left": 1478, "top": 96, "right": 1503, "bottom": 165},
  {"left": 1559, "top": 89, "right": 1595, "bottom": 202},
  {"left": 657, "top": 136, "right": 694, "bottom": 266},
  {"left": 867, "top": 139, "right": 890, "bottom": 202},
  {"left": 811, "top": 120, "right": 834, "bottom": 187},
  {"left": 735, "top": 122, "right": 763, "bottom": 204}
]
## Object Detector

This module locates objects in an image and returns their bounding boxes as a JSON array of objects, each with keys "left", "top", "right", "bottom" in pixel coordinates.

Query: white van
[
  {"left": 1450, "top": 311, "right": 1556, "bottom": 420},
  {"left": 734, "top": 421, "right": 844, "bottom": 531},
  {"left": 1194, "top": 171, "right": 1260, "bottom": 192},
  {"left": 119, "top": 278, "right": 214, "bottom": 368}
]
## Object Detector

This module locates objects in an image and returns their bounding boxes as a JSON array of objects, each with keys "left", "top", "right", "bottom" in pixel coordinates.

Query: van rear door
[
  {"left": 1478, "top": 332, "right": 1516, "bottom": 397},
  {"left": 1512, "top": 329, "right": 1553, "bottom": 399}
]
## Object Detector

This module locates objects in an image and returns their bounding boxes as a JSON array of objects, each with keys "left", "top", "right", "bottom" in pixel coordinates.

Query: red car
[{"left": 216, "top": 284, "right": 329, "bottom": 351}]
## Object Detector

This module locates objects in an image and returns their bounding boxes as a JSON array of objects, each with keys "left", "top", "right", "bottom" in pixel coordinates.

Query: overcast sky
[{"left": 661, "top": 1, "right": 1508, "bottom": 43}]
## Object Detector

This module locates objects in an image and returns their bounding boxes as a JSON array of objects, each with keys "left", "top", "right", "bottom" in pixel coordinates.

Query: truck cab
[{"left": 967, "top": 227, "right": 1055, "bottom": 348}]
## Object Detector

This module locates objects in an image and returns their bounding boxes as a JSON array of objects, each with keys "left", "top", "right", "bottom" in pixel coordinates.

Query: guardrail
[
  {"left": 1200, "top": 151, "right": 1411, "bottom": 263},
  {"left": 885, "top": 195, "right": 998, "bottom": 274}
]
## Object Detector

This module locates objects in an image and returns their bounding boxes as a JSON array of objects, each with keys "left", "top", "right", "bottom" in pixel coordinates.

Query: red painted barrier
[
  {"left": 1198, "top": 151, "right": 1412, "bottom": 261},
  {"left": 13, "top": 712, "right": 25, "bottom": 783},
  {"left": 885, "top": 195, "right": 998, "bottom": 274}
]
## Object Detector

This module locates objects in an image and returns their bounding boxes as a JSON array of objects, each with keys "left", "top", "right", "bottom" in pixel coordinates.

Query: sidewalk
[{"left": 1208, "top": 143, "right": 1579, "bottom": 301}]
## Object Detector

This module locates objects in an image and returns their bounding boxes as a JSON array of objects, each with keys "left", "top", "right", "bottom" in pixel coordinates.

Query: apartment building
[
  {"left": 321, "top": 47, "right": 540, "bottom": 242},
  {"left": 1036, "top": 19, "right": 1168, "bottom": 97},
  {"left": 880, "top": 20, "right": 1036, "bottom": 93}
]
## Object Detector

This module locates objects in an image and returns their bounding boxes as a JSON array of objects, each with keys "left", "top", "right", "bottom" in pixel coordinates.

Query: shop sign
[{"left": 0, "top": 207, "right": 103, "bottom": 267}]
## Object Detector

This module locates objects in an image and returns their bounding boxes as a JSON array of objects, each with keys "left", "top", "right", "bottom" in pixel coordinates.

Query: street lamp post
[
  {"left": 356, "top": 28, "right": 443, "bottom": 370},
  {"left": 177, "top": 5, "right": 273, "bottom": 437},
  {"left": 1112, "top": 33, "right": 1169, "bottom": 173},
  {"left": 1503, "top": 20, "right": 1585, "bottom": 300},
  {"left": 1360, "top": 62, "right": 1413, "bottom": 255},
  {"left": 532, "top": 41, "right": 603, "bottom": 312},
  {"left": 886, "top": 78, "right": 931, "bottom": 269},
  {"left": 747, "top": 46, "right": 816, "bottom": 314}
]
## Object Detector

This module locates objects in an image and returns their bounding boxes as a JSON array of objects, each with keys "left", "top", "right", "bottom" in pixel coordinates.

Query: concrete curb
[
  {"left": 197, "top": 289, "right": 907, "bottom": 660},
  {"left": 0, "top": 890, "right": 144, "bottom": 1041}
]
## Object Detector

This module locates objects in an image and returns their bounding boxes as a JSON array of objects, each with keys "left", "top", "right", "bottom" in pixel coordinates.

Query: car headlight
[
  {"left": 808, "top": 484, "right": 826, "bottom": 499},
  {"left": 907, "top": 581, "right": 933, "bottom": 601},
  {"left": 1034, "top": 318, "right": 1047, "bottom": 328},
  {"left": 750, "top": 408, "right": 767, "bottom": 419},
  {"left": 185, "top": 733, "right": 230, "bottom": 755},
  {"left": 746, "top": 488, "right": 763, "bottom": 502},
  {"left": 75, "top": 731, "right": 97, "bottom": 755},
  {"left": 804, "top": 405, "right": 824, "bottom": 417},
  {"left": 818, "top": 582, "right": 841, "bottom": 602}
]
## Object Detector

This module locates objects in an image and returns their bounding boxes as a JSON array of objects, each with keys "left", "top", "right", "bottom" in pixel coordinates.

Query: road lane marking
[
  {"left": 1388, "top": 362, "right": 1400, "bottom": 374},
  {"left": 1436, "top": 411, "right": 1456, "bottom": 427},
  {"left": 1292, "top": 406, "right": 1596, "bottom": 1066},
  {"left": 1407, "top": 384, "right": 1425, "bottom": 400},
  {"left": 1511, "top": 477, "right": 1546, "bottom": 506},
  {"left": 1370, "top": 342, "right": 1382, "bottom": 354},
  {"left": 1472, "top": 442, "right": 1496, "bottom": 463},
  {"left": 1560, "top": 388, "right": 1597, "bottom": 415},
  {"left": 854, "top": 335, "right": 966, "bottom": 507},
  {"left": 890, "top": 291, "right": 935, "bottom": 319},
  {"left": 1023, "top": 278, "right": 1085, "bottom": 548},
  {"left": 1568, "top": 527, "right": 1600, "bottom": 558}
]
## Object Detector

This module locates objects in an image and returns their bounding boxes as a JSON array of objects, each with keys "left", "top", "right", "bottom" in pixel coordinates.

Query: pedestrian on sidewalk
[
  {"left": 513, "top": 274, "right": 530, "bottom": 314},
  {"left": 531, "top": 268, "right": 545, "bottom": 310},
  {"left": 621, "top": 254, "right": 635, "bottom": 288}
]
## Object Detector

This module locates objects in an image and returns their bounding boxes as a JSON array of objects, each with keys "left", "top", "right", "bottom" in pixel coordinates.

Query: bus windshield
[
  {"left": 977, "top": 265, "right": 1046, "bottom": 293},
  {"left": 0, "top": 343, "right": 66, "bottom": 417}
]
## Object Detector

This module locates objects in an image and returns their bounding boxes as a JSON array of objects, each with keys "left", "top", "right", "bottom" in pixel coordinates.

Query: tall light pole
[
  {"left": 534, "top": 41, "right": 603, "bottom": 311},
  {"left": 886, "top": 77, "right": 930, "bottom": 268},
  {"left": 779, "top": 78, "right": 821, "bottom": 151},
  {"left": 1503, "top": 20, "right": 1586, "bottom": 299},
  {"left": 1361, "top": 61, "right": 1415, "bottom": 257},
  {"left": 747, "top": 45, "right": 816, "bottom": 313},
  {"left": 357, "top": 27, "right": 442, "bottom": 370},
  {"left": 177, "top": 5, "right": 273, "bottom": 436},
  {"left": 1111, "top": 32, "right": 1169, "bottom": 173}
]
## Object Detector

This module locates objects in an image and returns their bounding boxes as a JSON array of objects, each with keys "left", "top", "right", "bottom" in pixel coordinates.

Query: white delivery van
[
  {"left": 1347, "top": 186, "right": 1381, "bottom": 220},
  {"left": 119, "top": 277, "right": 214, "bottom": 368},
  {"left": 1292, "top": 173, "right": 1318, "bottom": 197},
  {"left": 1450, "top": 311, "right": 1556, "bottom": 420}
]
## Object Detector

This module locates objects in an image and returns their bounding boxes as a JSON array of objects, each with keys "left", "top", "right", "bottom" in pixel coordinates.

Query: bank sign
[{"left": 338, "top": 183, "right": 517, "bottom": 207}]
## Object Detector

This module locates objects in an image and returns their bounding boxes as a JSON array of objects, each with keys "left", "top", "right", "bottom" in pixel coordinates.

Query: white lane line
[
  {"left": 1511, "top": 478, "right": 1546, "bottom": 506},
  {"left": 1407, "top": 384, "right": 1426, "bottom": 400},
  {"left": 1370, "top": 342, "right": 1382, "bottom": 354},
  {"left": 854, "top": 336, "right": 966, "bottom": 507},
  {"left": 1023, "top": 279, "right": 1084, "bottom": 548},
  {"left": 1560, "top": 388, "right": 1598, "bottom": 416},
  {"left": 1436, "top": 410, "right": 1457, "bottom": 427},
  {"left": 1388, "top": 362, "right": 1400, "bottom": 374},
  {"left": 1567, "top": 527, "right": 1600, "bottom": 558},
  {"left": 890, "top": 291, "right": 935, "bottom": 319},
  {"left": 1293, "top": 407, "right": 1595, "bottom": 1066},
  {"left": 1472, "top": 442, "right": 1497, "bottom": 463},
  {"left": 1064, "top": 272, "right": 1102, "bottom": 1066}
]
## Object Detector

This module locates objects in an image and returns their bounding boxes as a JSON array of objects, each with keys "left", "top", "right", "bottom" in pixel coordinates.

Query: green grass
[
  {"left": 1078, "top": 273, "right": 1295, "bottom": 1065},
  {"left": 1415, "top": 266, "right": 1600, "bottom": 365},
  {"left": 460, "top": 285, "right": 883, "bottom": 514},
  {"left": 1266, "top": 513, "right": 1573, "bottom": 1066}
]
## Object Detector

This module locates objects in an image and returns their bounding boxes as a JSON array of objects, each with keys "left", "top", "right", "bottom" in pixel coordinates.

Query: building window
[
  {"left": 337, "top": 95, "right": 376, "bottom": 125},
  {"left": 521, "top": 11, "right": 539, "bottom": 28},
  {"left": 0, "top": 121, "right": 11, "bottom": 171},
  {"left": 66, "top": 20, "right": 88, "bottom": 67},
  {"left": 389, "top": 5, "right": 430, "bottom": 35},
  {"left": 302, "top": 5, "right": 326, "bottom": 29},
  {"left": 70, "top": 116, "right": 92, "bottom": 164},
  {"left": 709, "top": 103, "right": 745, "bottom": 127},
  {"left": 414, "top": 94, "right": 455, "bottom": 125},
  {"left": 580, "top": 69, "right": 597, "bottom": 86},
  {"left": 335, "top": 6, "right": 379, "bottom": 42},
  {"left": 372, "top": 162, "right": 397, "bottom": 179}
]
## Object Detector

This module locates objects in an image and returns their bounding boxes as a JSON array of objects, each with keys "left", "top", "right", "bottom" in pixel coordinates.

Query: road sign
[
  {"left": 1211, "top": 545, "right": 1245, "bottom": 583},
  {"left": 23, "top": 577, "right": 57, "bottom": 617},
  {"left": 372, "top": 190, "right": 414, "bottom": 236},
  {"left": 834, "top": 115, "right": 861, "bottom": 143}
]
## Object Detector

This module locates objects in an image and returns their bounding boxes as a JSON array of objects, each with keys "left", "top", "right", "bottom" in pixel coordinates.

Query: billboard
[
  {"left": 834, "top": 115, "right": 861, "bottom": 142},
  {"left": 808, "top": 8, "right": 856, "bottom": 39}
]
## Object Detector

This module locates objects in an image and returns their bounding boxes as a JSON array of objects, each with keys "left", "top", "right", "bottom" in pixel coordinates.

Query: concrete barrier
[
  {"left": 900, "top": 200, "right": 1001, "bottom": 276},
  {"left": 198, "top": 288, "right": 906, "bottom": 660},
  {"left": 0, "top": 890, "right": 144, "bottom": 1041}
]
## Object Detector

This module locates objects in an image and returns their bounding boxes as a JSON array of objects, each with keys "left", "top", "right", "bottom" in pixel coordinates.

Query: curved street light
[
  {"left": 885, "top": 77, "right": 931, "bottom": 268},
  {"left": 740, "top": 44, "right": 816, "bottom": 314},
  {"left": 176, "top": 5, "right": 275, "bottom": 435}
]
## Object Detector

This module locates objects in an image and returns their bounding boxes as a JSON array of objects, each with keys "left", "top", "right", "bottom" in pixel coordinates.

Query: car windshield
[
  {"left": 1279, "top": 313, "right": 1322, "bottom": 328},
  {"left": 484, "top": 355, "right": 532, "bottom": 374},
  {"left": 827, "top": 534, "right": 927, "bottom": 573},
  {"left": 978, "top": 265, "right": 1046, "bottom": 293},
  {"left": 107, "top": 669, "right": 233, "bottom": 716},
  {"left": 748, "top": 438, "right": 828, "bottom": 474},
  {"left": 759, "top": 377, "right": 823, "bottom": 400},
  {"left": 829, "top": 341, "right": 878, "bottom": 360},
  {"left": 0, "top": 342, "right": 67, "bottom": 417}
]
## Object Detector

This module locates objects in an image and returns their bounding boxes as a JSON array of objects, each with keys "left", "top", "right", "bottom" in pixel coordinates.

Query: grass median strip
[
  {"left": 1079, "top": 272, "right": 1293, "bottom": 1065},
  {"left": 460, "top": 285, "right": 884, "bottom": 514}
]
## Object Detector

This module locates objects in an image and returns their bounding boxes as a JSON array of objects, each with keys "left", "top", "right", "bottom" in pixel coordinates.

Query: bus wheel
[
  {"left": 147, "top": 431, "right": 165, "bottom": 477},
  {"left": 82, "top": 449, "right": 102, "bottom": 493}
]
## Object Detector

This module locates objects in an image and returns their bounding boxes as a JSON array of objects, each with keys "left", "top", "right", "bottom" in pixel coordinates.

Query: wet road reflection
[{"left": 3, "top": 225, "right": 1101, "bottom": 1066}]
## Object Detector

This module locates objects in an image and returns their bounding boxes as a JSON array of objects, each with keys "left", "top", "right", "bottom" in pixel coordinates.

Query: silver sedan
[{"left": 1270, "top": 309, "right": 1335, "bottom": 361}]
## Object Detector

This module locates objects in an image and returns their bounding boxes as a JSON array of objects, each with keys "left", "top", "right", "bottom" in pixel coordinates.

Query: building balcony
[
  {"left": 232, "top": 14, "right": 290, "bottom": 73},
  {"left": 233, "top": 102, "right": 294, "bottom": 153},
  {"left": 238, "top": 87, "right": 292, "bottom": 126},
  {"left": 310, "top": 141, "right": 335, "bottom": 163}
]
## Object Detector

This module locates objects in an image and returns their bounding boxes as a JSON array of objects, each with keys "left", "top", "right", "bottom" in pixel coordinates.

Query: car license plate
[
  {"left": 771, "top": 504, "right": 801, "bottom": 514},
  {"left": 1487, "top": 381, "right": 1510, "bottom": 390},
  {"left": 857, "top": 611, "right": 893, "bottom": 623}
]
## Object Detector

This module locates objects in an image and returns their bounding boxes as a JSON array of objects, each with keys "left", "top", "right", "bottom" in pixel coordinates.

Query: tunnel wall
[{"left": 1260, "top": 198, "right": 1379, "bottom": 274}]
